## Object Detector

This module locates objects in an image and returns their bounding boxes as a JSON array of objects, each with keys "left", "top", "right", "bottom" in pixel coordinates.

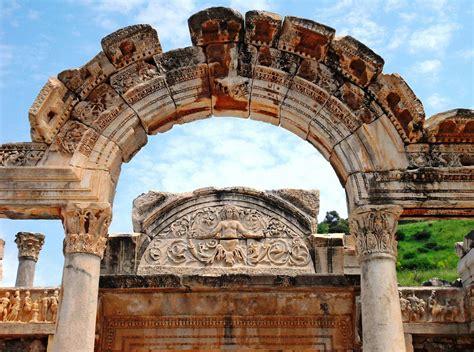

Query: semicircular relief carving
[{"left": 138, "top": 204, "right": 315, "bottom": 275}]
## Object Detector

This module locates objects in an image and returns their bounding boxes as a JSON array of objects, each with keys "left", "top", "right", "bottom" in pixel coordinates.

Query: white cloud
[
  {"left": 456, "top": 49, "right": 474, "bottom": 60},
  {"left": 426, "top": 93, "right": 450, "bottom": 111},
  {"left": 413, "top": 59, "right": 442, "bottom": 75},
  {"left": 230, "top": 0, "right": 274, "bottom": 13},
  {"left": 409, "top": 23, "right": 458, "bottom": 53},
  {"left": 110, "top": 118, "right": 346, "bottom": 232}
]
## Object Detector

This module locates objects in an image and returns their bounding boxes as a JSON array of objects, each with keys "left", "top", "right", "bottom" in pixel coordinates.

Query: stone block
[
  {"left": 109, "top": 61, "right": 176, "bottom": 134},
  {"left": 244, "top": 10, "right": 282, "bottom": 47},
  {"left": 312, "top": 234, "right": 344, "bottom": 275},
  {"left": 154, "top": 46, "right": 212, "bottom": 126},
  {"left": 58, "top": 51, "right": 116, "bottom": 100},
  {"left": 206, "top": 43, "right": 256, "bottom": 117},
  {"left": 101, "top": 233, "right": 140, "bottom": 275},
  {"left": 188, "top": 7, "right": 244, "bottom": 46},
  {"left": 250, "top": 47, "right": 301, "bottom": 124},
  {"left": 296, "top": 58, "right": 343, "bottom": 95},
  {"left": 370, "top": 73, "right": 425, "bottom": 143},
  {"left": 277, "top": 16, "right": 335, "bottom": 61},
  {"left": 28, "top": 77, "right": 78, "bottom": 144},
  {"left": 326, "top": 35, "right": 384, "bottom": 87},
  {"left": 101, "top": 24, "right": 162, "bottom": 69},
  {"left": 71, "top": 83, "right": 147, "bottom": 161},
  {"left": 425, "top": 108, "right": 474, "bottom": 144}
]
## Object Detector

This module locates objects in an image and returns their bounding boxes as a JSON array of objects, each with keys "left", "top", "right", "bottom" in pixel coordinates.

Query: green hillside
[{"left": 396, "top": 220, "right": 474, "bottom": 286}]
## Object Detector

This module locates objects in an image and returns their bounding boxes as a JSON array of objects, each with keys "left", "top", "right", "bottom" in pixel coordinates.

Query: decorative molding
[
  {"left": 62, "top": 202, "right": 112, "bottom": 258},
  {"left": 349, "top": 205, "right": 402, "bottom": 260},
  {"left": 14, "top": 232, "right": 45, "bottom": 262},
  {"left": 0, "top": 143, "right": 47, "bottom": 167}
]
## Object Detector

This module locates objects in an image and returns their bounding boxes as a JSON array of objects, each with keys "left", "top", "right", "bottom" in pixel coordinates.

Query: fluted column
[
  {"left": 15, "top": 232, "right": 45, "bottom": 287},
  {"left": 53, "top": 202, "right": 111, "bottom": 352},
  {"left": 349, "top": 205, "right": 405, "bottom": 352}
]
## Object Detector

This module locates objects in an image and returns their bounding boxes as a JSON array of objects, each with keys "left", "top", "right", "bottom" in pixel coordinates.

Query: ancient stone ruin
[{"left": 0, "top": 6, "right": 473, "bottom": 352}]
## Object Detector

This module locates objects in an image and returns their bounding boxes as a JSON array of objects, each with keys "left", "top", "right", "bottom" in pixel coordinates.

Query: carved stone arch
[{"left": 1, "top": 6, "right": 473, "bottom": 219}]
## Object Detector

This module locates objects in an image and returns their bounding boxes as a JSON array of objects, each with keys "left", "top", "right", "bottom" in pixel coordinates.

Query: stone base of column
[{"left": 52, "top": 253, "right": 101, "bottom": 352}]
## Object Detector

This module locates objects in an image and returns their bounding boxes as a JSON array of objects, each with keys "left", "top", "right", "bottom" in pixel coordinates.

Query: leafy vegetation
[
  {"left": 319, "top": 212, "right": 474, "bottom": 286},
  {"left": 397, "top": 220, "right": 474, "bottom": 286}
]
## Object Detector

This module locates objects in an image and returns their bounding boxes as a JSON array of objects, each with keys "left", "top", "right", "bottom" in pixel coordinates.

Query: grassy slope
[{"left": 396, "top": 220, "right": 474, "bottom": 286}]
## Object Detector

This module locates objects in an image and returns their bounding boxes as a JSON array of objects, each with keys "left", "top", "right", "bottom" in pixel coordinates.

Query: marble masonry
[{"left": 0, "top": 6, "right": 473, "bottom": 352}]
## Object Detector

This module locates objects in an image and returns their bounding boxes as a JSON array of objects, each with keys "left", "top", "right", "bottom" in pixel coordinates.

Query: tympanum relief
[{"left": 138, "top": 205, "right": 314, "bottom": 275}]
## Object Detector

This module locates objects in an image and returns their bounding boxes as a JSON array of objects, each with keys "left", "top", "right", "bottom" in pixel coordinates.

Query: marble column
[
  {"left": 0, "top": 238, "right": 5, "bottom": 282},
  {"left": 349, "top": 205, "right": 405, "bottom": 352},
  {"left": 53, "top": 203, "right": 111, "bottom": 352},
  {"left": 15, "top": 232, "right": 45, "bottom": 287}
]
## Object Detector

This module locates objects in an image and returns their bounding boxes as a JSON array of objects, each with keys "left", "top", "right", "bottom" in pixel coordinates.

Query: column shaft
[
  {"left": 15, "top": 258, "right": 37, "bottom": 287},
  {"left": 350, "top": 205, "right": 405, "bottom": 352},
  {"left": 52, "top": 202, "right": 111, "bottom": 352},
  {"left": 53, "top": 253, "right": 101, "bottom": 352}
]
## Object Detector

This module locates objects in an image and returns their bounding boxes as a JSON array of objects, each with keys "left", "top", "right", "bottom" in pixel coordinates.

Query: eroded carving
[
  {"left": 62, "top": 203, "right": 112, "bottom": 258},
  {"left": 349, "top": 205, "right": 402, "bottom": 260},
  {"left": 0, "top": 143, "right": 46, "bottom": 167},
  {"left": 0, "top": 289, "right": 60, "bottom": 323},
  {"left": 15, "top": 232, "right": 45, "bottom": 261}
]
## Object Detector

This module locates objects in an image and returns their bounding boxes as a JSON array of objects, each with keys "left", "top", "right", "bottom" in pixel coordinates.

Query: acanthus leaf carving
[
  {"left": 349, "top": 205, "right": 402, "bottom": 260},
  {"left": 15, "top": 232, "right": 45, "bottom": 262},
  {"left": 62, "top": 203, "right": 112, "bottom": 258}
]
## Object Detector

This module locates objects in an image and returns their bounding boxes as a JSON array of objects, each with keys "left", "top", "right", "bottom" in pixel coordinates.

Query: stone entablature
[
  {"left": 132, "top": 187, "right": 319, "bottom": 275},
  {"left": 0, "top": 288, "right": 60, "bottom": 324}
]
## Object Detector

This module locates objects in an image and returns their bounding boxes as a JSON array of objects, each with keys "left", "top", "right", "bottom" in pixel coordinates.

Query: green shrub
[
  {"left": 396, "top": 231, "right": 405, "bottom": 241},
  {"left": 424, "top": 242, "right": 437, "bottom": 249},
  {"left": 403, "top": 251, "right": 416, "bottom": 260},
  {"left": 418, "top": 247, "right": 429, "bottom": 253},
  {"left": 413, "top": 229, "right": 431, "bottom": 241}
]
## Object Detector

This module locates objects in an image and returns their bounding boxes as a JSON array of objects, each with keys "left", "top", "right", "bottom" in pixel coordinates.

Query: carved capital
[
  {"left": 349, "top": 205, "right": 402, "bottom": 261},
  {"left": 15, "top": 232, "right": 45, "bottom": 262},
  {"left": 62, "top": 203, "right": 112, "bottom": 258}
]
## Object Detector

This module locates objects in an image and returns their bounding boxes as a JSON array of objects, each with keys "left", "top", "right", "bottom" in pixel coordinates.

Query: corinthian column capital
[
  {"left": 61, "top": 202, "right": 112, "bottom": 258},
  {"left": 15, "top": 232, "right": 45, "bottom": 262},
  {"left": 349, "top": 205, "right": 402, "bottom": 261}
]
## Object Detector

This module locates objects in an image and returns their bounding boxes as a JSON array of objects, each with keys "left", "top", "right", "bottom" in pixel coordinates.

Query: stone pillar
[
  {"left": 349, "top": 205, "right": 405, "bottom": 352},
  {"left": 0, "top": 238, "right": 4, "bottom": 282},
  {"left": 15, "top": 232, "right": 45, "bottom": 287},
  {"left": 53, "top": 203, "right": 111, "bottom": 352}
]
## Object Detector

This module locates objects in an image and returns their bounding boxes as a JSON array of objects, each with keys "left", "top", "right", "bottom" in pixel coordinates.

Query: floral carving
[
  {"left": 349, "top": 205, "right": 402, "bottom": 260},
  {"left": 15, "top": 232, "right": 45, "bottom": 262},
  {"left": 62, "top": 203, "right": 112, "bottom": 258},
  {"left": 0, "top": 143, "right": 46, "bottom": 167}
]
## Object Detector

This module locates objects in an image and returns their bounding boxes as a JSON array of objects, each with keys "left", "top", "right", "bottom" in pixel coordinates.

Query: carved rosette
[
  {"left": 62, "top": 203, "right": 112, "bottom": 258},
  {"left": 15, "top": 233, "right": 45, "bottom": 262},
  {"left": 349, "top": 205, "right": 402, "bottom": 261}
]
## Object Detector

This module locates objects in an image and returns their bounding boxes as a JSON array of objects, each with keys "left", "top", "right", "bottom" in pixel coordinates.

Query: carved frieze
[
  {"left": 399, "top": 288, "right": 467, "bottom": 323},
  {"left": 0, "top": 288, "right": 60, "bottom": 323},
  {"left": 0, "top": 143, "right": 46, "bottom": 167},
  {"left": 62, "top": 203, "right": 112, "bottom": 258},
  {"left": 425, "top": 108, "right": 474, "bottom": 144},
  {"left": 15, "top": 232, "right": 45, "bottom": 261},
  {"left": 349, "top": 205, "right": 402, "bottom": 260}
]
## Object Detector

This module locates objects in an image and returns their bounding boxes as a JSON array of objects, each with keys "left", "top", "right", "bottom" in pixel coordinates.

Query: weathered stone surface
[
  {"left": 154, "top": 46, "right": 211, "bottom": 127},
  {"left": 278, "top": 16, "right": 335, "bottom": 61},
  {"left": 14, "top": 232, "right": 45, "bottom": 287},
  {"left": 370, "top": 73, "right": 425, "bottom": 143},
  {"left": 188, "top": 7, "right": 244, "bottom": 46},
  {"left": 251, "top": 47, "right": 301, "bottom": 124},
  {"left": 28, "top": 77, "right": 78, "bottom": 144},
  {"left": 244, "top": 10, "right": 282, "bottom": 47},
  {"left": 0, "top": 143, "right": 47, "bottom": 167},
  {"left": 101, "top": 233, "right": 140, "bottom": 275},
  {"left": 269, "top": 189, "right": 319, "bottom": 219},
  {"left": 58, "top": 51, "right": 116, "bottom": 100},
  {"left": 133, "top": 187, "right": 317, "bottom": 276},
  {"left": 72, "top": 83, "right": 147, "bottom": 161},
  {"left": 425, "top": 108, "right": 474, "bottom": 143},
  {"left": 0, "top": 288, "right": 59, "bottom": 323},
  {"left": 97, "top": 288, "right": 355, "bottom": 351},
  {"left": 101, "top": 24, "right": 162, "bottom": 69},
  {"left": 327, "top": 35, "right": 384, "bottom": 87}
]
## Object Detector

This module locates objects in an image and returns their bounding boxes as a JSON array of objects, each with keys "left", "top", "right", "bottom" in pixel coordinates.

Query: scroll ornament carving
[
  {"left": 349, "top": 205, "right": 402, "bottom": 260},
  {"left": 15, "top": 233, "right": 45, "bottom": 262},
  {"left": 0, "top": 289, "right": 59, "bottom": 323},
  {"left": 407, "top": 151, "right": 462, "bottom": 168},
  {"left": 62, "top": 203, "right": 112, "bottom": 258},
  {"left": 142, "top": 205, "right": 311, "bottom": 269},
  {"left": 0, "top": 143, "right": 46, "bottom": 167},
  {"left": 399, "top": 290, "right": 464, "bottom": 323}
]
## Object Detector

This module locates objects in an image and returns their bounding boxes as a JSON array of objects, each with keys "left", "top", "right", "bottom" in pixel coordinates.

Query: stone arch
[{"left": 24, "top": 7, "right": 429, "bottom": 214}]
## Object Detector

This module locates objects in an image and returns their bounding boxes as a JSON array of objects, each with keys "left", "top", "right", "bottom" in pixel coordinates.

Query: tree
[{"left": 318, "top": 211, "right": 350, "bottom": 235}]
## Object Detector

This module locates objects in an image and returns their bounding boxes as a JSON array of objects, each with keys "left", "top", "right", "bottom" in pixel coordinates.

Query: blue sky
[{"left": 0, "top": 0, "right": 473, "bottom": 287}]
